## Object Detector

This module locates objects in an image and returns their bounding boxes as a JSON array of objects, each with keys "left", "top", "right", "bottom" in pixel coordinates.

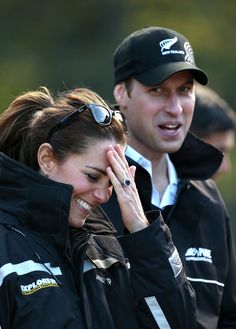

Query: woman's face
[{"left": 47, "top": 140, "right": 118, "bottom": 228}]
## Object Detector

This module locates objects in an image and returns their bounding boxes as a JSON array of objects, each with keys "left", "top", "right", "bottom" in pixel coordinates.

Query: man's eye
[
  {"left": 180, "top": 86, "right": 193, "bottom": 93},
  {"left": 150, "top": 86, "right": 162, "bottom": 93}
]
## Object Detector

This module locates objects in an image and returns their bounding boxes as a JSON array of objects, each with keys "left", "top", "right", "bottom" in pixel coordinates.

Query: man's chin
[{"left": 161, "top": 141, "right": 183, "bottom": 154}]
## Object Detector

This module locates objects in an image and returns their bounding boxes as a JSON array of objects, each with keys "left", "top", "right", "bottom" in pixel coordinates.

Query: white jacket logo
[
  {"left": 185, "top": 247, "right": 212, "bottom": 263},
  {"left": 21, "top": 277, "right": 59, "bottom": 295},
  {"left": 169, "top": 247, "right": 183, "bottom": 278}
]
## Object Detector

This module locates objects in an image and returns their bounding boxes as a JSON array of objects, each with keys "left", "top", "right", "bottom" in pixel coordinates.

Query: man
[
  {"left": 191, "top": 84, "right": 236, "bottom": 179},
  {"left": 102, "top": 26, "right": 236, "bottom": 328}
]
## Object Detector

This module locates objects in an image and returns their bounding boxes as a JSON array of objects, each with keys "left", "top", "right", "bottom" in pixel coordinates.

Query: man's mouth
[{"left": 159, "top": 124, "right": 180, "bottom": 130}]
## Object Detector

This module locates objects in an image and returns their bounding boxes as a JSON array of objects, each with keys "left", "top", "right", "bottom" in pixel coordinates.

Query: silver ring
[{"left": 121, "top": 177, "right": 131, "bottom": 187}]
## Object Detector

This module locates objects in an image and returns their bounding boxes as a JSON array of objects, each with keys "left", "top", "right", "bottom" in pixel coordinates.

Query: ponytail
[{"left": 0, "top": 87, "right": 54, "bottom": 164}]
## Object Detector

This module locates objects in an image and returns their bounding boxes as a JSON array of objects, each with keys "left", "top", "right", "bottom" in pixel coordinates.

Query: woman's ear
[
  {"left": 37, "top": 143, "right": 56, "bottom": 177},
  {"left": 114, "top": 83, "right": 128, "bottom": 109}
]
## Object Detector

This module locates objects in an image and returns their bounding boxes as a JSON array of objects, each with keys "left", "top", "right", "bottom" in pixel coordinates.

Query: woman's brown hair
[{"left": 0, "top": 86, "right": 126, "bottom": 170}]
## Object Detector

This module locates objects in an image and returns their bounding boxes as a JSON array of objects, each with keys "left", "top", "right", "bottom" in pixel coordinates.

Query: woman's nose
[{"left": 93, "top": 187, "right": 111, "bottom": 204}]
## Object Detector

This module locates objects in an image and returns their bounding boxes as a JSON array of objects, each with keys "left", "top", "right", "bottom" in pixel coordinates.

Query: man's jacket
[{"left": 102, "top": 133, "right": 236, "bottom": 329}]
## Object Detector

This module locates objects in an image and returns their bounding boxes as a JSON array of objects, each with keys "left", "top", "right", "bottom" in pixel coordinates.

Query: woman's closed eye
[
  {"left": 86, "top": 173, "right": 99, "bottom": 182},
  {"left": 86, "top": 173, "right": 112, "bottom": 187}
]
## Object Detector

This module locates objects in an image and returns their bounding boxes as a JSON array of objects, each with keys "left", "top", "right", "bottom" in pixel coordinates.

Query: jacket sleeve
[
  {"left": 0, "top": 271, "right": 16, "bottom": 329},
  {"left": 118, "top": 210, "right": 196, "bottom": 329},
  {"left": 217, "top": 217, "right": 236, "bottom": 328}
]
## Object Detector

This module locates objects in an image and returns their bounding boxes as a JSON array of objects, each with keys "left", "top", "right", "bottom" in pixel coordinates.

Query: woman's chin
[{"left": 69, "top": 215, "right": 88, "bottom": 228}]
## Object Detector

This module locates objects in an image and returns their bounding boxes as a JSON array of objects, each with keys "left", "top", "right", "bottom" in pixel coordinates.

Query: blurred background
[{"left": 0, "top": 0, "right": 235, "bottom": 241}]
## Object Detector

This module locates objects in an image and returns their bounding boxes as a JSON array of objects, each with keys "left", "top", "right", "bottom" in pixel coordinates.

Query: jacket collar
[
  {"left": 0, "top": 153, "right": 72, "bottom": 247},
  {"left": 127, "top": 132, "right": 223, "bottom": 180},
  {"left": 169, "top": 132, "right": 223, "bottom": 180},
  {"left": 125, "top": 133, "right": 223, "bottom": 213}
]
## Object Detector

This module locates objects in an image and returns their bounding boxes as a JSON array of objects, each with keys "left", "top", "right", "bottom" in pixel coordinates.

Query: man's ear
[
  {"left": 114, "top": 84, "right": 128, "bottom": 109},
  {"left": 37, "top": 143, "right": 56, "bottom": 176}
]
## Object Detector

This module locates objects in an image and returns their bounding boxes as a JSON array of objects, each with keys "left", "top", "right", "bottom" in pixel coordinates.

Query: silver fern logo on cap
[
  {"left": 184, "top": 42, "right": 195, "bottom": 64},
  {"left": 159, "top": 36, "right": 178, "bottom": 53}
]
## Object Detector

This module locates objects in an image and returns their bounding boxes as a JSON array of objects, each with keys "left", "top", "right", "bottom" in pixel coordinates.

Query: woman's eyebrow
[{"left": 85, "top": 165, "right": 107, "bottom": 175}]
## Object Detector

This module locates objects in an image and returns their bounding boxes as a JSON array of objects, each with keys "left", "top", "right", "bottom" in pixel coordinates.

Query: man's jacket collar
[
  {"left": 127, "top": 132, "right": 223, "bottom": 181},
  {"left": 170, "top": 132, "right": 223, "bottom": 180}
]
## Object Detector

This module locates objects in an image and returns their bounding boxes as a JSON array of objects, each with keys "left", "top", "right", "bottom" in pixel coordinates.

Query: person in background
[
  {"left": 190, "top": 84, "right": 236, "bottom": 179},
  {"left": 101, "top": 26, "right": 236, "bottom": 328},
  {"left": 0, "top": 86, "right": 196, "bottom": 329}
]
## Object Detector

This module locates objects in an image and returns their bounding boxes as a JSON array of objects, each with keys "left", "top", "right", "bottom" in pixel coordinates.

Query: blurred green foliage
[{"left": 0, "top": 0, "right": 235, "bottom": 241}]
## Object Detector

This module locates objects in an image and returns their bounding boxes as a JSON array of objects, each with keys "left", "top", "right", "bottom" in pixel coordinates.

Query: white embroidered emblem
[
  {"left": 185, "top": 247, "right": 212, "bottom": 263},
  {"left": 168, "top": 247, "right": 183, "bottom": 278},
  {"left": 159, "top": 36, "right": 184, "bottom": 56},
  {"left": 184, "top": 42, "right": 195, "bottom": 64},
  {"left": 159, "top": 36, "right": 178, "bottom": 52}
]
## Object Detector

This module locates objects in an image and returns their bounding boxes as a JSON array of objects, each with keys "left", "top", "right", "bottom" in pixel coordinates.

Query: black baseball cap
[{"left": 114, "top": 26, "right": 208, "bottom": 86}]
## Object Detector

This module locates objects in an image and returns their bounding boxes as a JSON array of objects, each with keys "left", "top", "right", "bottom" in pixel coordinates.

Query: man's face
[
  {"left": 116, "top": 71, "right": 195, "bottom": 161},
  {"left": 203, "top": 130, "right": 235, "bottom": 179}
]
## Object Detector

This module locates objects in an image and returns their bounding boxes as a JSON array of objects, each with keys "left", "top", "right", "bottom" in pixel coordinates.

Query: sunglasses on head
[{"left": 47, "top": 103, "right": 115, "bottom": 142}]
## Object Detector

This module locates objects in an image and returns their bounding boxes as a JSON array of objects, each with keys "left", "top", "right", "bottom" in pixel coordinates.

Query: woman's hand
[{"left": 106, "top": 144, "right": 149, "bottom": 233}]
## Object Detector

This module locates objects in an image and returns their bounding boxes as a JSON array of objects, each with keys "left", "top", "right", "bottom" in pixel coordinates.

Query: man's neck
[
  {"left": 151, "top": 156, "right": 169, "bottom": 200},
  {"left": 126, "top": 145, "right": 170, "bottom": 199}
]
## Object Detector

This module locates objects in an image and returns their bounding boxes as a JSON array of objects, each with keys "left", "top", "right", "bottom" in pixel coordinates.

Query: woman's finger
[{"left": 106, "top": 146, "right": 133, "bottom": 185}]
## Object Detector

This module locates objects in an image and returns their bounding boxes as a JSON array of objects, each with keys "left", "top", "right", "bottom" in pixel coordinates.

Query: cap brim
[{"left": 134, "top": 62, "right": 208, "bottom": 86}]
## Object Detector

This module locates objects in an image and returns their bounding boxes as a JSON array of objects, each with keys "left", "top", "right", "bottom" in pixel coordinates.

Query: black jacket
[
  {"left": 0, "top": 153, "right": 196, "bottom": 329},
  {"left": 102, "top": 133, "right": 236, "bottom": 329},
  {"left": 75, "top": 207, "right": 197, "bottom": 329},
  {"left": 0, "top": 153, "right": 84, "bottom": 329}
]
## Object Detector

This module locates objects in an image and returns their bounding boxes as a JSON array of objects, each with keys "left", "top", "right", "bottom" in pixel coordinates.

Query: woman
[{"left": 0, "top": 87, "right": 195, "bottom": 329}]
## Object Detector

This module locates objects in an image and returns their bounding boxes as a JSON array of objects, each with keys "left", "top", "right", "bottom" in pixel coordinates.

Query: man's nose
[{"left": 165, "top": 94, "right": 183, "bottom": 115}]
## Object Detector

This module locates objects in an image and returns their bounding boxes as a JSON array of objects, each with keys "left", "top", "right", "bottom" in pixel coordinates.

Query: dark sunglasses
[{"left": 47, "top": 103, "right": 114, "bottom": 142}]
